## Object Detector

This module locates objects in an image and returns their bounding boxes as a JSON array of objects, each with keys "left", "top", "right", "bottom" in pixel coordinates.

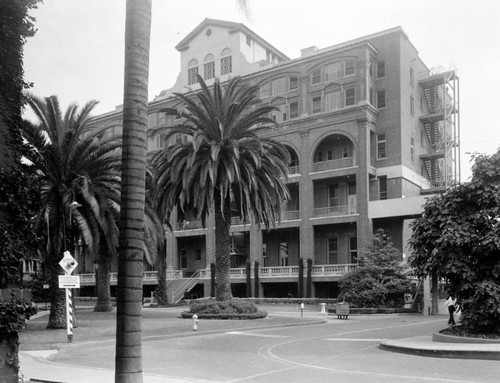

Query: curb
[{"left": 379, "top": 339, "right": 500, "bottom": 361}]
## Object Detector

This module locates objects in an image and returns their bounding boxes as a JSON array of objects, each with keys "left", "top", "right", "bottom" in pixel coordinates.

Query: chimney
[{"left": 301, "top": 46, "right": 318, "bottom": 57}]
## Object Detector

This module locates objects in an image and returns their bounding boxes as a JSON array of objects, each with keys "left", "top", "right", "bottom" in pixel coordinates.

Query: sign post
[{"left": 59, "top": 251, "right": 78, "bottom": 343}]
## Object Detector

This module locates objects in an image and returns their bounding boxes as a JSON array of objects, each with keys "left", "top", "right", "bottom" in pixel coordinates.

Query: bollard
[
  {"left": 192, "top": 314, "right": 198, "bottom": 331},
  {"left": 320, "top": 303, "right": 326, "bottom": 314},
  {"left": 300, "top": 303, "right": 304, "bottom": 317}
]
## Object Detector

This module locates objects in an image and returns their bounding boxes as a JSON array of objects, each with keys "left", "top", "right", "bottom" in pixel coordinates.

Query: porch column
[
  {"left": 166, "top": 207, "right": 178, "bottom": 274},
  {"left": 299, "top": 131, "right": 314, "bottom": 262},
  {"left": 205, "top": 212, "right": 215, "bottom": 267},
  {"left": 249, "top": 224, "right": 262, "bottom": 263},
  {"left": 356, "top": 118, "right": 373, "bottom": 255}
]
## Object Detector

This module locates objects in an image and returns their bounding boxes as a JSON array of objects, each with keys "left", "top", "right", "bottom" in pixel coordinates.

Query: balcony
[
  {"left": 312, "top": 157, "right": 355, "bottom": 173},
  {"left": 312, "top": 205, "right": 357, "bottom": 218}
]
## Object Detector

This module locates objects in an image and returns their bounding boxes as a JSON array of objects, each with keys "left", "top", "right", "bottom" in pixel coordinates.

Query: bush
[{"left": 182, "top": 299, "right": 267, "bottom": 319}]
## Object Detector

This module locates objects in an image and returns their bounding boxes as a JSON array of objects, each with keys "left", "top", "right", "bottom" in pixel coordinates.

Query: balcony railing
[
  {"left": 312, "top": 157, "right": 355, "bottom": 173},
  {"left": 312, "top": 205, "right": 357, "bottom": 218},
  {"left": 281, "top": 210, "right": 300, "bottom": 221},
  {"left": 81, "top": 264, "right": 358, "bottom": 284},
  {"left": 288, "top": 165, "right": 299, "bottom": 175},
  {"left": 312, "top": 264, "right": 357, "bottom": 276},
  {"left": 175, "top": 220, "right": 204, "bottom": 231}
]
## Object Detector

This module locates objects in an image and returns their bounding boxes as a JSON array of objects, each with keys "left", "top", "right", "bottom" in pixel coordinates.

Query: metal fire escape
[{"left": 419, "top": 68, "right": 460, "bottom": 193}]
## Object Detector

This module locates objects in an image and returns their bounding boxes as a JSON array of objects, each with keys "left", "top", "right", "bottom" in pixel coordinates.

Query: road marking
[
  {"left": 226, "top": 331, "right": 288, "bottom": 338},
  {"left": 324, "top": 338, "right": 386, "bottom": 342}
]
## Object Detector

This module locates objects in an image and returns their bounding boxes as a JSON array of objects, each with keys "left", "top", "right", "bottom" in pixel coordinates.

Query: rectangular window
[
  {"left": 279, "top": 242, "right": 289, "bottom": 266},
  {"left": 196, "top": 248, "right": 202, "bottom": 261},
  {"left": 260, "top": 83, "right": 270, "bottom": 99},
  {"left": 377, "top": 90, "right": 386, "bottom": 108},
  {"left": 158, "top": 133, "right": 167, "bottom": 149},
  {"left": 410, "top": 137, "right": 415, "bottom": 163},
  {"left": 188, "top": 67, "right": 198, "bottom": 85},
  {"left": 311, "top": 69, "right": 321, "bottom": 85},
  {"left": 289, "top": 101, "right": 299, "bottom": 119},
  {"left": 410, "top": 68, "right": 414, "bottom": 88},
  {"left": 180, "top": 249, "right": 187, "bottom": 269},
  {"left": 204, "top": 61, "right": 215, "bottom": 80},
  {"left": 349, "top": 236, "right": 358, "bottom": 263},
  {"left": 325, "top": 90, "right": 341, "bottom": 112},
  {"left": 348, "top": 181, "right": 356, "bottom": 195},
  {"left": 317, "top": 151, "right": 323, "bottom": 162},
  {"left": 289, "top": 77, "right": 298, "bottom": 91},
  {"left": 342, "top": 146, "right": 350, "bottom": 158},
  {"left": 345, "top": 87, "right": 355, "bottom": 106},
  {"left": 221, "top": 56, "right": 232, "bottom": 75},
  {"left": 345, "top": 61, "right": 355, "bottom": 76},
  {"left": 312, "top": 95, "right": 322, "bottom": 114},
  {"left": 369, "top": 61, "right": 375, "bottom": 77},
  {"left": 272, "top": 77, "right": 287, "bottom": 95},
  {"left": 379, "top": 176, "right": 388, "bottom": 200},
  {"left": 369, "top": 88, "right": 375, "bottom": 106},
  {"left": 377, "top": 134, "right": 387, "bottom": 159},
  {"left": 325, "top": 62, "right": 342, "bottom": 81},
  {"left": 410, "top": 95, "right": 415, "bottom": 116},
  {"left": 329, "top": 184, "right": 339, "bottom": 207},
  {"left": 377, "top": 61, "right": 386, "bottom": 78},
  {"left": 327, "top": 149, "right": 333, "bottom": 161},
  {"left": 327, "top": 237, "right": 338, "bottom": 264}
]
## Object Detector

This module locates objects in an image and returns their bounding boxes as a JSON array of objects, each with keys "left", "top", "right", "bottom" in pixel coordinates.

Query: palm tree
[
  {"left": 152, "top": 75, "right": 290, "bottom": 301},
  {"left": 23, "top": 95, "right": 121, "bottom": 328},
  {"left": 115, "top": 0, "right": 152, "bottom": 381}
]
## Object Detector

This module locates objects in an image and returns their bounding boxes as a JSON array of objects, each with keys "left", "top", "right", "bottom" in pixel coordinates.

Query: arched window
[
  {"left": 188, "top": 59, "right": 199, "bottom": 85},
  {"left": 204, "top": 54, "right": 215, "bottom": 80},
  {"left": 220, "top": 48, "right": 232, "bottom": 75}
]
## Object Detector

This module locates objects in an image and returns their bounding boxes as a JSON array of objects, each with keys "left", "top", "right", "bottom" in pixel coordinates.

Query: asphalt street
[{"left": 21, "top": 306, "right": 500, "bottom": 383}]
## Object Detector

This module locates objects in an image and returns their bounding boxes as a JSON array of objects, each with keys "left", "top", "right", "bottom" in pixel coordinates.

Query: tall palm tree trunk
[
  {"left": 94, "top": 252, "right": 113, "bottom": 312},
  {"left": 214, "top": 196, "right": 232, "bottom": 301},
  {"left": 47, "top": 260, "right": 66, "bottom": 329},
  {"left": 115, "top": 1, "right": 151, "bottom": 382}
]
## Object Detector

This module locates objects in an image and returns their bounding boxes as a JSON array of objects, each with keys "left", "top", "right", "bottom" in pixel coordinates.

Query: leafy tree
[
  {"left": 151, "top": 75, "right": 290, "bottom": 301},
  {"left": 410, "top": 150, "right": 500, "bottom": 334},
  {"left": 23, "top": 95, "right": 122, "bottom": 328},
  {"left": 339, "top": 230, "right": 414, "bottom": 307},
  {"left": 0, "top": 165, "right": 41, "bottom": 287},
  {"left": 0, "top": 0, "right": 41, "bottom": 288}
]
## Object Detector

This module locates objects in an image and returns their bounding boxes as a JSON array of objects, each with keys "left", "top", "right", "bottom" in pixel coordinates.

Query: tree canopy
[
  {"left": 152, "top": 75, "right": 290, "bottom": 300},
  {"left": 409, "top": 149, "right": 500, "bottom": 334},
  {"left": 339, "top": 229, "right": 414, "bottom": 308}
]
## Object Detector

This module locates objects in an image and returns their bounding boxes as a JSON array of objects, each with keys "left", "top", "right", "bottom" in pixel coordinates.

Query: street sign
[
  {"left": 59, "top": 251, "right": 78, "bottom": 274},
  {"left": 58, "top": 275, "right": 80, "bottom": 288}
]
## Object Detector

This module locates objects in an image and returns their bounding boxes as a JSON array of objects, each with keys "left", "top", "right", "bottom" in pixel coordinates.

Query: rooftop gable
[{"left": 175, "top": 18, "right": 290, "bottom": 61}]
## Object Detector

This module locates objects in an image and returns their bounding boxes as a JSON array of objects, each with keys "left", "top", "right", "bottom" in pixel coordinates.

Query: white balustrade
[{"left": 312, "top": 157, "right": 354, "bottom": 173}]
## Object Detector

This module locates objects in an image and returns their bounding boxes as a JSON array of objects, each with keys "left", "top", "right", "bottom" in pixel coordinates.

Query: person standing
[{"left": 443, "top": 295, "right": 457, "bottom": 328}]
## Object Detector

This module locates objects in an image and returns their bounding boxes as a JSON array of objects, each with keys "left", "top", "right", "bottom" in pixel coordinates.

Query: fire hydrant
[{"left": 192, "top": 314, "right": 198, "bottom": 331}]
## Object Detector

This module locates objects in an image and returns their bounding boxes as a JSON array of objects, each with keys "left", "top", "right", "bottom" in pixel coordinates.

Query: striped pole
[{"left": 66, "top": 287, "right": 74, "bottom": 342}]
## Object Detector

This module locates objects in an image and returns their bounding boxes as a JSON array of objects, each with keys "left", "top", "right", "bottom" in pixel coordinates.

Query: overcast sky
[{"left": 23, "top": 0, "right": 500, "bottom": 180}]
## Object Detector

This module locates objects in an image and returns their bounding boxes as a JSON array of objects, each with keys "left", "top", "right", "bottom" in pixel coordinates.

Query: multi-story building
[{"left": 81, "top": 19, "right": 460, "bottom": 301}]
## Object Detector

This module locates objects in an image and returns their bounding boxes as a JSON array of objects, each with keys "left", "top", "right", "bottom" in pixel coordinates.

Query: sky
[{"left": 23, "top": 0, "right": 500, "bottom": 181}]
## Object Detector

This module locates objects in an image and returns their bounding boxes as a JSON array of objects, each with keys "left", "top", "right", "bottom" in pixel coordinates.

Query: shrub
[{"left": 182, "top": 299, "right": 267, "bottom": 319}]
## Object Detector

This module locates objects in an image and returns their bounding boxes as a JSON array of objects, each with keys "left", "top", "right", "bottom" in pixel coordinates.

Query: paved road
[{"left": 26, "top": 307, "right": 500, "bottom": 383}]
